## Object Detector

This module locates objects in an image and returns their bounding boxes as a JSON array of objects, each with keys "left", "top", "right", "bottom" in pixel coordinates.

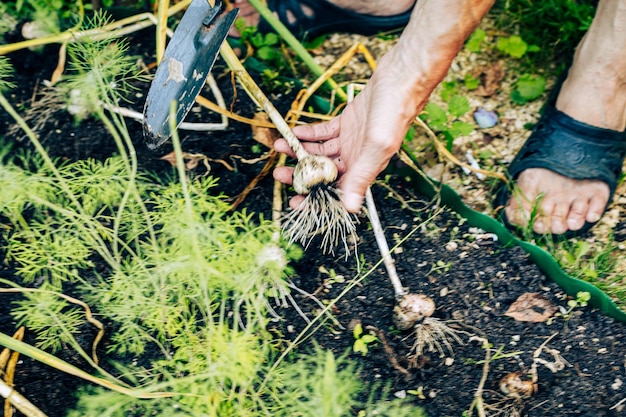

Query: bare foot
[
  {"left": 504, "top": 0, "right": 626, "bottom": 236},
  {"left": 505, "top": 168, "right": 610, "bottom": 235}
]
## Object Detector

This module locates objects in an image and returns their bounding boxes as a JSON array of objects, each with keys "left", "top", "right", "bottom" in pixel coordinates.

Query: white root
[{"left": 281, "top": 185, "right": 358, "bottom": 256}]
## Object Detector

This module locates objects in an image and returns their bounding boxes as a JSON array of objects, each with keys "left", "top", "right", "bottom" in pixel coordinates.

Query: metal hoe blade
[{"left": 143, "top": 0, "right": 238, "bottom": 149}]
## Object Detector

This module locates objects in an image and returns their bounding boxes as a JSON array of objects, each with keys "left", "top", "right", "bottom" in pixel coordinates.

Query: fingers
[
  {"left": 273, "top": 118, "right": 341, "bottom": 160},
  {"left": 274, "top": 137, "right": 341, "bottom": 159},
  {"left": 272, "top": 166, "right": 306, "bottom": 210},
  {"left": 273, "top": 166, "right": 293, "bottom": 185},
  {"left": 338, "top": 156, "right": 391, "bottom": 213},
  {"left": 292, "top": 118, "right": 341, "bottom": 141}
]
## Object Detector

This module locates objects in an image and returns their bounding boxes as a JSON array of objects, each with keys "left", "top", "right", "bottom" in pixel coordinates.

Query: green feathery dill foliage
[
  {"left": 63, "top": 11, "right": 145, "bottom": 120},
  {"left": 10, "top": 284, "right": 86, "bottom": 352},
  {"left": 269, "top": 346, "right": 427, "bottom": 417},
  {"left": 0, "top": 13, "right": 425, "bottom": 416},
  {"left": 68, "top": 346, "right": 425, "bottom": 417},
  {"left": 0, "top": 56, "right": 16, "bottom": 91}
]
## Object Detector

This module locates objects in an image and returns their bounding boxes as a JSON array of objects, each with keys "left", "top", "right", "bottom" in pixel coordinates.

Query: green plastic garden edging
[{"left": 394, "top": 150, "right": 626, "bottom": 323}]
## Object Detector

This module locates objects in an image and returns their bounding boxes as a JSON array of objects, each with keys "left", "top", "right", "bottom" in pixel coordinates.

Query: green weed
[
  {"left": 352, "top": 323, "right": 378, "bottom": 356},
  {"left": 492, "top": 0, "right": 596, "bottom": 69},
  {"left": 419, "top": 93, "right": 474, "bottom": 152}
]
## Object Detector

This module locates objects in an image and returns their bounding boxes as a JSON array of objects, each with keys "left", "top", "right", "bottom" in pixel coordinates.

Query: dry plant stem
[
  {"left": 612, "top": 397, "right": 626, "bottom": 411},
  {"left": 220, "top": 42, "right": 308, "bottom": 159},
  {"left": 0, "top": 331, "right": 173, "bottom": 399},
  {"left": 2, "top": 328, "right": 23, "bottom": 417},
  {"left": 468, "top": 335, "right": 491, "bottom": 417},
  {"left": 0, "top": 2, "right": 191, "bottom": 55},
  {"left": 365, "top": 188, "right": 406, "bottom": 297},
  {"left": 290, "top": 43, "right": 377, "bottom": 117},
  {"left": 0, "top": 379, "right": 47, "bottom": 417},
  {"left": 0, "top": 287, "right": 104, "bottom": 366},
  {"left": 413, "top": 116, "right": 508, "bottom": 183},
  {"left": 155, "top": 0, "right": 169, "bottom": 64},
  {"left": 104, "top": 75, "right": 229, "bottom": 132},
  {"left": 367, "top": 325, "right": 410, "bottom": 376}
]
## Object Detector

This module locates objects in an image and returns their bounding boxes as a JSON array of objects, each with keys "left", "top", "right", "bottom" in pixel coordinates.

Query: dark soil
[{"left": 1, "top": 27, "right": 625, "bottom": 417}]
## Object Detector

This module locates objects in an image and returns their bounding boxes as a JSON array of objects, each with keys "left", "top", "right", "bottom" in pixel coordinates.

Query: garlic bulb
[
  {"left": 499, "top": 371, "right": 536, "bottom": 399},
  {"left": 392, "top": 293, "right": 436, "bottom": 330},
  {"left": 292, "top": 154, "right": 338, "bottom": 195}
]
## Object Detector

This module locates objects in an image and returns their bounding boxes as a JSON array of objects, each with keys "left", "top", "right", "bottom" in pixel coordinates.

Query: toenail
[
  {"left": 552, "top": 223, "right": 568, "bottom": 235},
  {"left": 587, "top": 212, "right": 601, "bottom": 223},
  {"left": 567, "top": 218, "right": 584, "bottom": 230}
]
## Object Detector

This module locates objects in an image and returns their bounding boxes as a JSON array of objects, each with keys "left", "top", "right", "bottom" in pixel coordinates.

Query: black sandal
[
  {"left": 258, "top": 0, "right": 413, "bottom": 39},
  {"left": 493, "top": 77, "right": 626, "bottom": 238}
]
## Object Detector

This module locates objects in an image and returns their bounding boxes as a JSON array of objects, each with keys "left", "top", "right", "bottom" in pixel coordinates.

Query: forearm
[{"left": 376, "top": 0, "right": 495, "bottom": 117}]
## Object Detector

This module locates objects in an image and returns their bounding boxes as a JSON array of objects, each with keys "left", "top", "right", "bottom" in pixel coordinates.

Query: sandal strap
[
  {"left": 508, "top": 104, "right": 626, "bottom": 195},
  {"left": 265, "top": 0, "right": 316, "bottom": 34}
]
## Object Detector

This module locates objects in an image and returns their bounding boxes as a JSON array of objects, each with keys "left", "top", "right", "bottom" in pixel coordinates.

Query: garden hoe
[{"left": 142, "top": 0, "right": 238, "bottom": 149}]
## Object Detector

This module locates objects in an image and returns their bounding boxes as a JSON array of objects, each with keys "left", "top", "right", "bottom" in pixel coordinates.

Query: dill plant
[{"left": 0, "top": 18, "right": 427, "bottom": 417}]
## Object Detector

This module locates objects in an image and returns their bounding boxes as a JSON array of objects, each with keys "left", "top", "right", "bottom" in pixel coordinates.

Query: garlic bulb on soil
[
  {"left": 499, "top": 371, "right": 536, "bottom": 399},
  {"left": 292, "top": 154, "right": 338, "bottom": 195},
  {"left": 392, "top": 293, "right": 436, "bottom": 331}
]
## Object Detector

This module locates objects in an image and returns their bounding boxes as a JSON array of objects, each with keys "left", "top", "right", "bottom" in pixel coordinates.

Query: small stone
[
  {"left": 394, "top": 390, "right": 407, "bottom": 399},
  {"left": 445, "top": 241, "right": 458, "bottom": 251}
]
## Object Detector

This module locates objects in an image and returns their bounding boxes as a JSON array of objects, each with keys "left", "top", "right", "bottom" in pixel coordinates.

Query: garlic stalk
[
  {"left": 365, "top": 183, "right": 463, "bottom": 361},
  {"left": 219, "top": 42, "right": 357, "bottom": 255}
]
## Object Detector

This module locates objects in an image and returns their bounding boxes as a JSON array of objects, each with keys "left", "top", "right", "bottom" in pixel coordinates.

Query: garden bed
[{"left": 1, "top": 21, "right": 625, "bottom": 417}]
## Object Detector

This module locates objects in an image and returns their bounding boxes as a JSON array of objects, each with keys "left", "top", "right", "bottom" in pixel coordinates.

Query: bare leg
[
  {"left": 505, "top": 0, "right": 626, "bottom": 235},
  {"left": 229, "top": 0, "right": 416, "bottom": 30}
]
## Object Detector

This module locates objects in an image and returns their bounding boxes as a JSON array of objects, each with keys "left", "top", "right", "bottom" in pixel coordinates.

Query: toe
[
  {"left": 504, "top": 189, "right": 532, "bottom": 228},
  {"left": 533, "top": 201, "right": 554, "bottom": 235},
  {"left": 545, "top": 199, "right": 569, "bottom": 235},
  {"left": 586, "top": 186, "right": 609, "bottom": 224},
  {"left": 566, "top": 198, "right": 589, "bottom": 231}
]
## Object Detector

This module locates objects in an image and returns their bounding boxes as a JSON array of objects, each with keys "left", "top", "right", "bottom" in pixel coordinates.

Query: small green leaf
[
  {"left": 440, "top": 81, "right": 458, "bottom": 102},
  {"left": 257, "top": 46, "right": 277, "bottom": 61},
  {"left": 250, "top": 32, "right": 264, "bottom": 48},
  {"left": 466, "top": 28, "right": 486, "bottom": 53},
  {"left": 303, "top": 35, "right": 326, "bottom": 49},
  {"left": 448, "top": 95, "right": 471, "bottom": 118},
  {"left": 464, "top": 73, "right": 480, "bottom": 91},
  {"left": 361, "top": 334, "right": 377, "bottom": 344},
  {"left": 353, "top": 340, "right": 368, "bottom": 356},
  {"left": 527, "top": 45, "right": 540, "bottom": 53},
  {"left": 423, "top": 102, "right": 448, "bottom": 129},
  {"left": 497, "top": 35, "right": 528, "bottom": 58},
  {"left": 264, "top": 32, "right": 279, "bottom": 46},
  {"left": 515, "top": 74, "right": 546, "bottom": 101},
  {"left": 449, "top": 120, "right": 474, "bottom": 138},
  {"left": 510, "top": 90, "right": 528, "bottom": 105},
  {"left": 353, "top": 323, "right": 363, "bottom": 339}
]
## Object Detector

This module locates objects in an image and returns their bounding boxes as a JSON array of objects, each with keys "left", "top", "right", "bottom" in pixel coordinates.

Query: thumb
[{"left": 339, "top": 165, "right": 379, "bottom": 213}]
